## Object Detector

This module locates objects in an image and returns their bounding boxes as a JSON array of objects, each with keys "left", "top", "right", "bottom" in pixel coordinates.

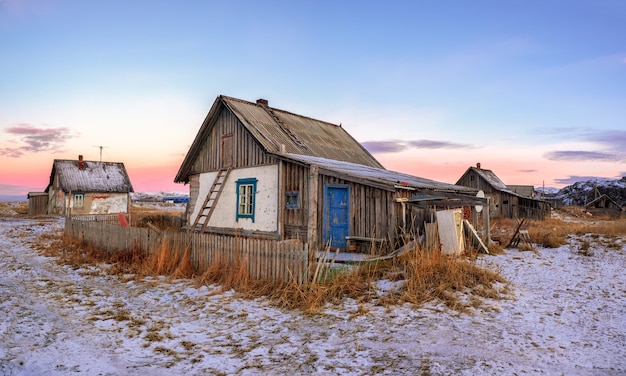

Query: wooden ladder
[{"left": 192, "top": 167, "right": 231, "bottom": 232}]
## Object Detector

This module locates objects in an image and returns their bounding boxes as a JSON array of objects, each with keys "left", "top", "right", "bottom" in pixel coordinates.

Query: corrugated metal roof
[
  {"left": 50, "top": 159, "right": 134, "bottom": 193},
  {"left": 283, "top": 153, "right": 476, "bottom": 193},
  {"left": 222, "top": 96, "right": 383, "bottom": 168},
  {"left": 175, "top": 95, "right": 385, "bottom": 183}
]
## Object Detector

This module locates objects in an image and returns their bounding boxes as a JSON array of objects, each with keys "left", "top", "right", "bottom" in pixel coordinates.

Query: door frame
[{"left": 322, "top": 184, "right": 350, "bottom": 249}]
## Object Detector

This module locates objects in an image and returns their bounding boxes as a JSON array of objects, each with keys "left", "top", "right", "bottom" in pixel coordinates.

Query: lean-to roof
[{"left": 282, "top": 153, "right": 476, "bottom": 193}]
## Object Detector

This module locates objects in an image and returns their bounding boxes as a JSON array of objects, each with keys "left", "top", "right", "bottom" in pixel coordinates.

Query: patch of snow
[{"left": 1, "top": 216, "right": 625, "bottom": 374}]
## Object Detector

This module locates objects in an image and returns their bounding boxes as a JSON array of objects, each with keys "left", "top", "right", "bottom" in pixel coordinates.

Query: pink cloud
[{"left": 1, "top": 123, "right": 79, "bottom": 157}]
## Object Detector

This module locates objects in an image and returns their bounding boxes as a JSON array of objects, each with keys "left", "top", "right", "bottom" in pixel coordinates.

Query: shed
[
  {"left": 456, "top": 163, "right": 550, "bottom": 220},
  {"left": 27, "top": 192, "right": 48, "bottom": 216},
  {"left": 175, "top": 95, "right": 487, "bottom": 255},
  {"left": 585, "top": 194, "right": 624, "bottom": 218},
  {"left": 46, "top": 155, "right": 134, "bottom": 215}
]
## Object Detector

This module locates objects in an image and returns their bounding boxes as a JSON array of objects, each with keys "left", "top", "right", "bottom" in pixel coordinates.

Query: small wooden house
[
  {"left": 585, "top": 194, "right": 624, "bottom": 218},
  {"left": 456, "top": 163, "right": 550, "bottom": 220},
  {"left": 46, "top": 155, "right": 134, "bottom": 215},
  {"left": 507, "top": 185, "right": 536, "bottom": 199},
  {"left": 175, "top": 95, "right": 485, "bottom": 254}
]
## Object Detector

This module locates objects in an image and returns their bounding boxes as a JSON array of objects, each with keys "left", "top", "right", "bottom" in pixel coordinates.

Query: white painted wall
[
  {"left": 88, "top": 193, "right": 129, "bottom": 214},
  {"left": 65, "top": 192, "right": 129, "bottom": 215},
  {"left": 191, "top": 165, "right": 279, "bottom": 232}
]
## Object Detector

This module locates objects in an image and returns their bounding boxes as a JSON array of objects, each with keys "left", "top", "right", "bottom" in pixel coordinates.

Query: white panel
[
  {"left": 88, "top": 193, "right": 128, "bottom": 214},
  {"left": 192, "top": 165, "right": 279, "bottom": 232},
  {"left": 436, "top": 208, "right": 464, "bottom": 255}
]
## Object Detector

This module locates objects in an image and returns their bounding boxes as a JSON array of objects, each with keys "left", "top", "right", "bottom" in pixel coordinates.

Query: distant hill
[
  {"left": 131, "top": 192, "right": 189, "bottom": 203},
  {"left": 0, "top": 195, "right": 27, "bottom": 202},
  {"left": 545, "top": 177, "right": 626, "bottom": 207}
]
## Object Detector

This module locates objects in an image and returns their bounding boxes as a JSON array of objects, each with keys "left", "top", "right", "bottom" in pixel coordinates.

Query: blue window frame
[{"left": 236, "top": 178, "right": 257, "bottom": 222}]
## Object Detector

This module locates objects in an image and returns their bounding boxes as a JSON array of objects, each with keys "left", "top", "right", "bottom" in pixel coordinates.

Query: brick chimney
[
  {"left": 256, "top": 98, "right": 268, "bottom": 107},
  {"left": 78, "top": 155, "right": 85, "bottom": 169},
  {"left": 476, "top": 162, "right": 481, "bottom": 169}
]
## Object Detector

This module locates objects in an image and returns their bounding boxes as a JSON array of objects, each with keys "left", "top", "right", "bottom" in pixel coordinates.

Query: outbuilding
[
  {"left": 456, "top": 163, "right": 550, "bottom": 220},
  {"left": 46, "top": 155, "right": 134, "bottom": 215}
]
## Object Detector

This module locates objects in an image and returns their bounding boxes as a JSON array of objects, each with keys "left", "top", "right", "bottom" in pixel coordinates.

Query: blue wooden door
[{"left": 323, "top": 185, "right": 350, "bottom": 249}]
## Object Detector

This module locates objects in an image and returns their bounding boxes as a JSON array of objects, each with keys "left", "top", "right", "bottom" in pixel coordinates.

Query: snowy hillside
[
  {"left": 131, "top": 191, "right": 189, "bottom": 203},
  {"left": 552, "top": 177, "right": 626, "bottom": 207}
]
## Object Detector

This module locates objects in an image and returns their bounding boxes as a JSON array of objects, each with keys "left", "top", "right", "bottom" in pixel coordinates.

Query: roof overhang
[{"left": 403, "top": 190, "right": 488, "bottom": 208}]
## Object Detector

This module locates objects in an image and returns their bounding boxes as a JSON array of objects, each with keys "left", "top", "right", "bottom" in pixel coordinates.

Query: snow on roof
[
  {"left": 283, "top": 153, "right": 476, "bottom": 193},
  {"left": 470, "top": 167, "right": 509, "bottom": 190},
  {"left": 50, "top": 159, "right": 134, "bottom": 193}
]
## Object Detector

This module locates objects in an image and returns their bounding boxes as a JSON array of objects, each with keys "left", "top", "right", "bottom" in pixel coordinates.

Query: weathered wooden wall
[
  {"left": 190, "top": 110, "right": 277, "bottom": 173},
  {"left": 64, "top": 216, "right": 309, "bottom": 284},
  {"left": 28, "top": 193, "right": 48, "bottom": 216},
  {"left": 280, "top": 162, "right": 400, "bottom": 253}
]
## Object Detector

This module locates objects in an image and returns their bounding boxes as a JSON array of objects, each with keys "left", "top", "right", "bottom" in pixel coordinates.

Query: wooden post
[
  {"left": 277, "top": 160, "right": 285, "bottom": 240},
  {"left": 307, "top": 165, "right": 319, "bottom": 253},
  {"left": 483, "top": 197, "right": 490, "bottom": 245}
]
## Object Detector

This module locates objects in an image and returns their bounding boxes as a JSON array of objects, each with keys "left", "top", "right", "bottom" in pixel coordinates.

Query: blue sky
[{"left": 1, "top": 0, "right": 625, "bottom": 199}]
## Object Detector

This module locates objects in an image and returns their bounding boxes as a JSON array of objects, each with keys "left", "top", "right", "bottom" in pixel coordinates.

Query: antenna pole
[{"left": 92, "top": 145, "right": 109, "bottom": 162}]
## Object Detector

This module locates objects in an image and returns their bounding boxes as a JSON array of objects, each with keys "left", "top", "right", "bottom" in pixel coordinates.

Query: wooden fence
[{"left": 64, "top": 216, "right": 309, "bottom": 284}]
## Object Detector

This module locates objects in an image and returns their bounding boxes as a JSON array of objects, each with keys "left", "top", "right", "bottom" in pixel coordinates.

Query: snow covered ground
[{"left": 1, "top": 212, "right": 625, "bottom": 375}]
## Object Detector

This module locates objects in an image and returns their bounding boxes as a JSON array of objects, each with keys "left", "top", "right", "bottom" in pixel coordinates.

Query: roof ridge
[{"left": 220, "top": 95, "right": 342, "bottom": 128}]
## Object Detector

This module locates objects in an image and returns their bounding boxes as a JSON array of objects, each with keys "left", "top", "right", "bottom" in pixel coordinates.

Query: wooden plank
[{"left": 307, "top": 164, "right": 319, "bottom": 253}]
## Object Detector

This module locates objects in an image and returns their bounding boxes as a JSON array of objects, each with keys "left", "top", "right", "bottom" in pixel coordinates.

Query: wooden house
[
  {"left": 175, "top": 96, "right": 486, "bottom": 255},
  {"left": 46, "top": 155, "right": 134, "bottom": 215},
  {"left": 456, "top": 163, "right": 550, "bottom": 220}
]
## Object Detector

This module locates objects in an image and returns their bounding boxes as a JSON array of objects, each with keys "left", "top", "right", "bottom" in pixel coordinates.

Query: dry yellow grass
[
  {"left": 35, "top": 204, "right": 626, "bottom": 314},
  {"left": 129, "top": 203, "right": 184, "bottom": 231},
  {"left": 0, "top": 201, "right": 28, "bottom": 216},
  {"left": 491, "top": 207, "right": 626, "bottom": 249},
  {"left": 392, "top": 247, "right": 507, "bottom": 310}
]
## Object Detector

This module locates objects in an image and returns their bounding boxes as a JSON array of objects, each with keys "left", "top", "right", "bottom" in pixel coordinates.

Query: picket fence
[{"left": 64, "top": 215, "right": 309, "bottom": 284}]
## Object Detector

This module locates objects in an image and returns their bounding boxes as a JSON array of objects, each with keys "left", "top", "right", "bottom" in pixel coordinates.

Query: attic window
[{"left": 470, "top": 174, "right": 475, "bottom": 182}]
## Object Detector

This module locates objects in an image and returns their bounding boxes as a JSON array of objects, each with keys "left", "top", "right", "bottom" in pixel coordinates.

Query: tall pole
[{"left": 92, "top": 145, "right": 109, "bottom": 162}]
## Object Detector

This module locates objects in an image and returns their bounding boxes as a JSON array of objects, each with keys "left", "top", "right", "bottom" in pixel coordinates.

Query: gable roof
[
  {"left": 48, "top": 159, "right": 134, "bottom": 193},
  {"left": 283, "top": 153, "right": 477, "bottom": 193},
  {"left": 175, "top": 96, "right": 383, "bottom": 183},
  {"left": 585, "top": 194, "right": 623, "bottom": 210},
  {"left": 458, "top": 166, "right": 550, "bottom": 202},
  {"left": 461, "top": 167, "right": 509, "bottom": 191}
]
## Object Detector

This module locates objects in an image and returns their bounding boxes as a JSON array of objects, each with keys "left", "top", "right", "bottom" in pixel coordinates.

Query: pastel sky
[{"left": 1, "top": 0, "right": 625, "bottom": 200}]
